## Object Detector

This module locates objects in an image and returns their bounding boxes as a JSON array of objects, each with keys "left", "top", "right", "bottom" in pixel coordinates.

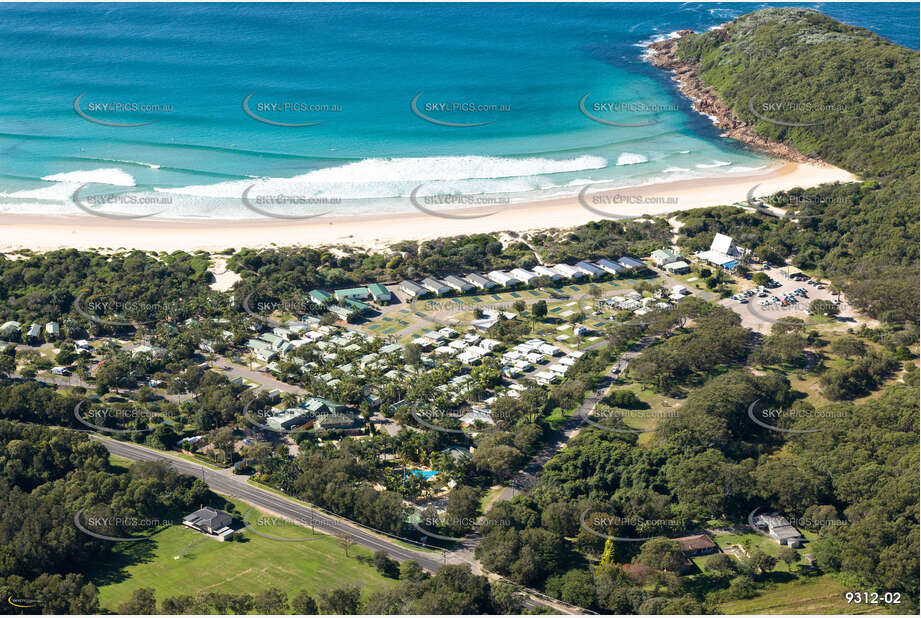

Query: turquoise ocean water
[{"left": 0, "top": 3, "right": 916, "bottom": 218}]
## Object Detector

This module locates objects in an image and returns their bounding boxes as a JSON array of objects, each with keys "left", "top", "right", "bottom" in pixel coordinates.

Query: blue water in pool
[{"left": 0, "top": 3, "right": 916, "bottom": 218}]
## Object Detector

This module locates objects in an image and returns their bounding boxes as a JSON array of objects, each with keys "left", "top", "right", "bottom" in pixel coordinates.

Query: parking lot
[{"left": 721, "top": 266, "right": 857, "bottom": 333}]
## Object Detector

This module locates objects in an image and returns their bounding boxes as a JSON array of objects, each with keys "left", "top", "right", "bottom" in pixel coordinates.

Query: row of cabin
[{"left": 398, "top": 257, "right": 645, "bottom": 299}]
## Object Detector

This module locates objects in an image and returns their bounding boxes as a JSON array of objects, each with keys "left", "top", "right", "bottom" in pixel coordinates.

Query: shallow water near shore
[{"left": 0, "top": 2, "right": 915, "bottom": 219}]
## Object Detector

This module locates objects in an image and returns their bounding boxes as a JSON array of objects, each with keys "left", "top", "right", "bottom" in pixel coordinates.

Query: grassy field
[
  {"left": 93, "top": 497, "right": 395, "bottom": 612},
  {"left": 717, "top": 574, "right": 885, "bottom": 614}
]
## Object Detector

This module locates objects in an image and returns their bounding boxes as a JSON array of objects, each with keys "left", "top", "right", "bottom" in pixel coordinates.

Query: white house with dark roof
[
  {"left": 183, "top": 507, "right": 235, "bottom": 541},
  {"left": 532, "top": 265, "right": 562, "bottom": 280},
  {"left": 487, "top": 271, "right": 520, "bottom": 287},
  {"left": 421, "top": 278, "right": 451, "bottom": 296},
  {"left": 552, "top": 264, "right": 584, "bottom": 279},
  {"left": 443, "top": 275, "right": 474, "bottom": 293},
  {"left": 575, "top": 261, "right": 603, "bottom": 277},
  {"left": 399, "top": 280, "right": 428, "bottom": 298},
  {"left": 464, "top": 273, "right": 497, "bottom": 289},
  {"left": 509, "top": 268, "right": 538, "bottom": 285},
  {"left": 596, "top": 258, "right": 626, "bottom": 276}
]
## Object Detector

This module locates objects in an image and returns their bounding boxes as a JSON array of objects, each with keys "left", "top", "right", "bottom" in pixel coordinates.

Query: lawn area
[
  {"left": 717, "top": 574, "right": 881, "bottom": 614},
  {"left": 546, "top": 404, "right": 577, "bottom": 431},
  {"left": 93, "top": 497, "right": 394, "bottom": 612},
  {"left": 602, "top": 383, "right": 681, "bottom": 446}
]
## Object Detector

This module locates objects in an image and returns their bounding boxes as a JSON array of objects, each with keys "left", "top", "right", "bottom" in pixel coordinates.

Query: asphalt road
[
  {"left": 94, "top": 436, "right": 445, "bottom": 571},
  {"left": 95, "top": 436, "right": 573, "bottom": 612}
]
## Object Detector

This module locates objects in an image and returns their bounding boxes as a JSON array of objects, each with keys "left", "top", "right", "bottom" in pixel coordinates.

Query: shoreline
[
  {"left": 0, "top": 161, "right": 855, "bottom": 253},
  {"left": 646, "top": 27, "right": 827, "bottom": 164}
]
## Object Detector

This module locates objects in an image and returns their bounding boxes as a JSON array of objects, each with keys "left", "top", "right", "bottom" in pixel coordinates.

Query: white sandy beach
[{"left": 0, "top": 162, "right": 855, "bottom": 253}]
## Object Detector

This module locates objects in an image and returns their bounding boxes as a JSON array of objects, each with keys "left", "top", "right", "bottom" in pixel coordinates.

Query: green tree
[
  {"left": 118, "top": 588, "right": 157, "bottom": 615},
  {"left": 637, "top": 538, "right": 686, "bottom": 573},
  {"left": 318, "top": 585, "right": 362, "bottom": 614},
  {"left": 252, "top": 587, "right": 288, "bottom": 614}
]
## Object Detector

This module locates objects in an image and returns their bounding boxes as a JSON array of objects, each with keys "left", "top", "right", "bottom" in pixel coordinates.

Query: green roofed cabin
[
  {"left": 334, "top": 287, "right": 370, "bottom": 301},
  {"left": 309, "top": 289, "right": 332, "bottom": 304},
  {"left": 367, "top": 283, "right": 392, "bottom": 304},
  {"left": 344, "top": 298, "right": 370, "bottom": 313}
]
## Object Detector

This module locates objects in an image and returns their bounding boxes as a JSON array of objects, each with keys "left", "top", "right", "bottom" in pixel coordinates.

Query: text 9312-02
[{"left": 844, "top": 592, "right": 901, "bottom": 604}]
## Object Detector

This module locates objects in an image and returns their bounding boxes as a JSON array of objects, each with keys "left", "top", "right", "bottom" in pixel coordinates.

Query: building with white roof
[
  {"left": 487, "top": 271, "right": 520, "bottom": 287},
  {"left": 696, "top": 233, "right": 743, "bottom": 269},
  {"left": 596, "top": 258, "right": 626, "bottom": 275},
  {"left": 552, "top": 264, "right": 585, "bottom": 279},
  {"left": 400, "top": 280, "right": 428, "bottom": 298},
  {"left": 421, "top": 278, "right": 451, "bottom": 296},
  {"left": 509, "top": 268, "right": 539, "bottom": 284},
  {"left": 575, "top": 261, "right": 603, "bottom": 277},
  {"left": 532, "top": 265, "right": 563, "bottom": 280},
  {"left": 443, "top": 275, "right": 474, "bottom": 293},
  {"left": 464, "top": 273, "right": 497, "bottom": 289},
  {"left": 617, "top": 256, "right": 646, "bottom": 269},
  {"left": 535, "top": 371, "right": 559, "bottom": 385}
]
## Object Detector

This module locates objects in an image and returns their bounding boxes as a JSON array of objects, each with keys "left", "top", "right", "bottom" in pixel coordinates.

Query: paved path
[{"left": 94, "top": 436, "right": 573, "bottom": 613}]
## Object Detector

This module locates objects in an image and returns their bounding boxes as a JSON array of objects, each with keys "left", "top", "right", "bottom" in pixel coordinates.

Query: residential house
[
  {"left": 509, "top": 268, "right": 539, "bottom": 285},
  {"left": 328, "top": 305, "right": 358, "bottom": 322},
  {"left": 596, "top": 258, "right": 626, "bottom": 276},
  {"left": 754, "top": 513, "right": 806, "bottom": 547},
  {"left": 696, "top": 233, "right": 743, "bottom": 270},
  {"left": 532, "top": 265, "right": 563, "bottom": 281},
  {"left": 309, "top": 289, "right": 333, "bottom": 304},
  {"left": 367, "top": 283, "right": 392, "bottom": 304},
  {"left": 183, "top": 507, "right": 235, "bottom": 541},
  {"left": 399, "top": 280, "right": 428, "bottom": 298},
  {"left": 617, "top": 256, "right": 646, "bottom": 270},
  {"left": 421, "top": 278, "right": 451, "bottom": 296},
  {"left": 315, "top": 412, "right": 361, "bottom": 431},
  {"left": 464, "top": 273, "right": 498, "bottom": 290},
  {"left": 45, "top": 321, "right": 60, "bottom": 338},
  {"left": 0, "top": 321, "right": 21, "bottom": 339},
  {"left": 334, "top": 287, "right": 370, "bottom": 301},
  {"left": 487, "top": 271, "right": 520, "bottom": 287},
  {"left": 575, "top": 261, "right": 604, "bottom": 278},
  {"left": 26, "top": 323, "right": 41, "bottom": 341},
  {"left": 552, "top": 264, "right": 584, "bottom": 280},
  {"left": 674, "top": 534, "right": 717, "bottom": 557},
  {"left": 443, "top": 275, "right": 474, "bottom": 293},
  {"left": 664, "top": 260, "right": 691, "bottom": 274},
  {"left": 651, "top": 249, "right": 681, "bottom": 266}
]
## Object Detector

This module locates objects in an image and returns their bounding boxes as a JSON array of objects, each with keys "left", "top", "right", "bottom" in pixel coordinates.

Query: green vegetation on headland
[{"left": 673, "top": 7, "right": 919, "bottom": 323}]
